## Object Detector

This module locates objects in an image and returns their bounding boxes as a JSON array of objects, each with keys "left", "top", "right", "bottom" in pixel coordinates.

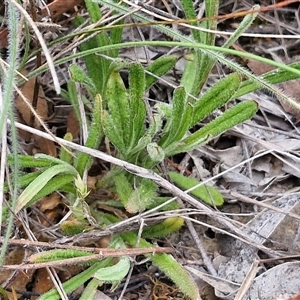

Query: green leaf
[
  {"left": 121, "top": 231, "right": 199, "bottom": 300},
  {"left": 126, "top": 179, "right": 157, "bottom": 213},
  {"left": 101, "top": 110, "right": 126, "bottom": 154},
  {"left": 127, "top": 63, "right": 147, "bottom": 151},
  {"left": 29, "top": 249, "right": 92, "bottom": 263},
  {"left": 38, "top": 258, "right": 114, "bottom": 300},
  {"left": 163, "top": 134, "right": 209, "bottom": 157},
  {"left": 15, "top": 164, "right": 78, "bottom": 213},
  {"left": 114, "top": 173, "right": 132, "bottom": 207},
  {"left": 75, "top": 94, "right": 103, "bottom": 176},
  {"left": 175, "top": 100, "right": 258, "bottom": 155},
  {"left": 129, "top": 133, "right": 152, "bottom": 155},
  {"left": 142, "top": 217, "right": 184, "bottom": 238},
  {"left": 223, "top": 5, "right": 259, "bottom": 49},
  {"left": 7, "top": 154, "right": 55, "bottom": 168},
  {"left": 145, "top": 55, "right": 178, "bottom": 89},
  {"left": 93, "top": 256, "right": 130, "bottom": 283},
  {"left": 3, "top": 171, "right": 42, "bottom": 193},
  {"left": 66, "top": 80, "right": 82, "bottom": 124},
  {"left": 147, "top": 197, "right": 181, "bottom": 211},
  {"left": 191, "top": 72, "right": 242, "bottom": 126},
  {"left": 181, "top": 0, "right": 201, "bottom": 42},
  {"left": 147, "top": 113, "right": 164, "bottom": 139},
  {"left": 234, "top": 60, "right": 300, "bottom": 98},
  {"left": 159, "top": 87, "right": 192, "bottom": 148},
  {"left": 105, "top": 71, "right": 130, "bottom": 152},
  {"left": 79, "top": 278, "right": 101, "bottom": 300},
  {"left": 29, "top": 174, "right": 75, "bottom": 203},
  {"left": 59, "top": 133, "right": 73, "bottom": 164},
  {"left": 147, "top": 142, "right": 165, "bottom": 163},
  {"left": 69, "top": 64, "right": 97, "bottom": 95},
  {"left": 169, "top": 171, "right": 224, "bottom": 206},
  {"left": 75, "top": 13, "right": 110, "bottom": 95},
  {"left": 60, "top": 218, "right": 91, "bottom": 236}
]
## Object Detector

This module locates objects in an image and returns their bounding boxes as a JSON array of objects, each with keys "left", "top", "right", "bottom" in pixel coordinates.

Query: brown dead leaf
[
  {"left": 0, "top": 247, "right": 34, "bottom": 299},
  {"left": 15, "top": 70, "right": 48, "bottom": 128},
  {"left": 35, "top": 193, "right": 64, "bottom": 226},
  {"left": 38, "top": 193, "right": 62, "bottom": 212},
  {"left": 32, "top": 268, "right": 54, "bottom": 299},
  {"left": 247, "top": 58, "right": 300, "bottom": 121},
  {"left": 67, "top": 109, "right": 80, "bottom": 139},
  {"left": 32, "top": 134, "right": 57, "bottom": 157},
  {"left": 40, "top": 0, "right": 84, "bottom": 19},
  {"left": 16, "top": 70, "right": 57, "bottom": 156}
]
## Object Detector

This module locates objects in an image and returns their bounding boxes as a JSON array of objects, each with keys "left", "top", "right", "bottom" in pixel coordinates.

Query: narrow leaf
[
  {"left": 15, "top": 164, "right": 78, "bottom": 213},
  {"left": 142, "top": 217, "right": 184, "bottom": 238},
  {"left": 169, "top": 171, "right": 224, "bottom": 206},
  {"left": 191, "top": 72, "right": 241, "bottom": 126},
  {"left": 59, "top": 132, "right": 73, "bottom": 164},
  {"left": 128, "top": 63, "right": 147, "bottom": 150},
  {"left": 105, "top": 71, "right": 130, "bottom": 149},
  {"left": 223, "top": 5, "right": 259, "bottom": 49},
  {"left": 101, "top": 110, "right": 126, "bottom": 154},
  {"left": 69, "top": 64, "right": 97, "bottom": 95},
  {"left": 145, "top": 55, "right": 178, "bottom": 89},
  {"left": 38, "top": 259, "right": 113, "bottom": 300},
  {"left": 176, "top": 100, "right": 258, "bottom": 154},
  {"left": 121, "top": 232, "right": 200, "bottom": 300},
  {"left": 7, "top": 154, "right": 54, "bottom": 168},
  {"left": 114, "top": 173, "right": 132, "bottom": 207},
  {"left": 75, "top": 94, "right": 103, "bottom": 176},
  {"left": 159, "top": 87, "right": 192, "bottom": 147},
  {"left": 29, "top": 249, "right": 91, "bottom": 263}
]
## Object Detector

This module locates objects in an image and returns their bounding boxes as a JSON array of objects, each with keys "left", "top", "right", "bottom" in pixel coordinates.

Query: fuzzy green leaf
[
  {"left": 75, "top": 94, "right": 103, "bottom": 176},
  {"left": 105, "top": 71, "right": 130, "bottom": 150},
  {"left": 69, "top": 64, "right": 97, "bottom": 95},
  {"left": 101, "top": 110, "right": 126, "bottom": 154},
  {"left": 169, "top": 171, "right": 224, "bottom": 206},
  {"left": 93, "top": 256, "right": 130, "bottom": 283},
  {"left": 7, "top": 154, "right": 55, "bottom": 168},
  {"left": 121, "top": 231, "right": 200, "bottom": 300},
  {"left": 176, "top": 100, "right": 258, "bottom": 154},
  {"left": 67, "top": 80, "right": 82, "bottom": 124},
  {"left": 129, "top": 134, "right": 152, "bottom": 155},
  {"left": 127, "top": 63, "right": 147, "bottom": 151},
  {"left": 163, "top": 134, "right": 209, "bottom": 157},
  {"left": 142, "top": 217, "right": 184, "bottom": 238},
  {"left": 223, "top": 5, "right": 259, "bottom": 49},
  {"left": 147, "top": 142, "right": 165, "bottom": 163},
  {"left": 59, "top": 133, "right": 73, "bottom": 164},
  {"left": 145, "top": 55, "right": 178, "bottom": 90},
  {"left": 126, "top": 179, "right": 157, "bottom": 213},
  {"left": 191, "top": 72, "right": 241, "bottom": 126},
  {"left": 75, "top": 14, "right": 110, "bottom": 95},
  {"left": 29, "top": 249, "right": 91, "bottom": 263},
  {"left": 114, "top": 173, "right": 132, "bottom": 207},
  {"left": 180, "top": 53, "right": 198, "bottom": 95},
  {"left": 159, "top": 87, "right": 192, "bottom": 148},
  {"left": 38, "top": 258, "right": 114, "bottom": 300},
  {"left": 234, "top": 60, "right": 300, "bottom": 98}
]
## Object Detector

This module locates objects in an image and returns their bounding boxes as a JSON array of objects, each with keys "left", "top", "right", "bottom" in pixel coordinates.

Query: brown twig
[{"left": 0, "top": 237, "right": 173, "bottom": 270}]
